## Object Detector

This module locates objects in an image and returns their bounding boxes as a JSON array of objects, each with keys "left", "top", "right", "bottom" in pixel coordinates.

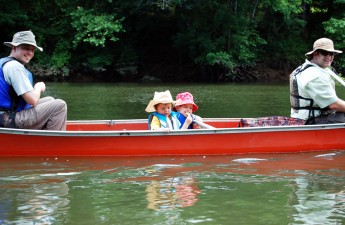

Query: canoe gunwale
[
  {"left": 0, "top": 119, "right": 345, "bottom": 137},
  {"left": 1, "top": 118, "right": 345, "bottom": 156}
]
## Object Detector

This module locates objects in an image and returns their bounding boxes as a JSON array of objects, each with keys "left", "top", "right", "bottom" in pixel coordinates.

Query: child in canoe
[
  {"left": 174, "top": 92, "right": 203, "bottom": 129},
  {"left": 145, "top": 90, "right": 181, "bottom": 131}
]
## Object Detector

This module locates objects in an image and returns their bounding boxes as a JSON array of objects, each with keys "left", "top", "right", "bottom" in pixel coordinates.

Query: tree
[
  {"left": 322, "top": 0, "right": 345, "bottom": 73},
  {"left": 0, "top": 0, "right": 343, "bottom": 82}
]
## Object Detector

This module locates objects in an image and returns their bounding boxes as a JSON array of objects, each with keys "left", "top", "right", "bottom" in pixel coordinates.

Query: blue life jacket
[
  {"left": 0, "top": 57, "right": 33, "bottom": 112},
  {"left": 148, "top": 111, "right": 181, "bottom": 130},
  {"left": 176, "top": 112, "right": 196, "bottom": 129}
]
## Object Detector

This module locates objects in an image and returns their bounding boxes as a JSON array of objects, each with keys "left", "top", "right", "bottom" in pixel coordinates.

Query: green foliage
[
  {"left": 86, "top": 50, "right": 114, "bottom": 69},
  {"left": 323, "top": 18, "right": 345, "bottom": 70},
  {"left": 173, "top": 0, "right": 268, "bottom": 79},
  {"left": 323, "top": 18, "right": 345, "bottom": 45},
  {"left": 1, "top": 0, "right": 345, "bottom": 81},
  {"left": 70, "top": 7, "right": 125, "bottom": 47},
  {"left": 51, "top": 40, "right": 72, "bottom": 68},
  {"left": 206, "top": 52, "right": 234, "bottom": 70},
  {"left": 232, "top": 31, "right": 266, "bottom": 63},
  {"left": 322, "top": 0, "right": 345, "bottom": 71},
  {"left": 267, "top": 0, "right": 305, "bottom": 15}
]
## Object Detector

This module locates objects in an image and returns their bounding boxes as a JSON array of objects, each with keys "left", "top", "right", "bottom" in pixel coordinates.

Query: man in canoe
[
  {"left": 290, "top": 37, "right": 345, "bottom": 124},
  {"left": 0, "top": 30, "right": 67, "bottom": 130}
]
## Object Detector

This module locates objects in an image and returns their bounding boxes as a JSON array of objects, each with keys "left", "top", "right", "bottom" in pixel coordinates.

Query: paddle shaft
[
  {"left": 330, "top": 72, "right": 345, "bottom": 88},
  {"left": 194, "top": 120, "right": 215, "bottom": 129}
]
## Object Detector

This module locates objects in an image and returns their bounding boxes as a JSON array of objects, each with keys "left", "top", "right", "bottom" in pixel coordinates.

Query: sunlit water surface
[{"left": 1, "top": 83, "right": 345, "bottom": 225}]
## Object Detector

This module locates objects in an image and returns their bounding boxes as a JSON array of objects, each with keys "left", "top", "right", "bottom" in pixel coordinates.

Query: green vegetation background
[{"left": 0, "top": 0, "right": 344, "bottom": 83}]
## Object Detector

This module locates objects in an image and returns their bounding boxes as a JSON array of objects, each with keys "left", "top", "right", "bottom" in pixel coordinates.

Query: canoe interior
[{"left": 66, "top": 118, "right": 240, "bottom": 131}]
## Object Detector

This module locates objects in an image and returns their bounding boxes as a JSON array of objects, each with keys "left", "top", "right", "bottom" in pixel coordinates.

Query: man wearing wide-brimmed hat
[
  {"left": 0, "top": 30, "right": 67, "bottom": 130},
  {"left": 290, "top": 37, "right": 345, "bottom": 124}
]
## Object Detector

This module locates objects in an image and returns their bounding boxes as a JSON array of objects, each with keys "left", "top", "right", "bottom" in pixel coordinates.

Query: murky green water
[
  {"left": 1, "top": 153, "right": 345, "bottom": 225},
  {"left": 1, "top": 83, "right": 345, "bottom": 225},
  {"left": 46, "top": 82, "right": 299, "bottom": 120}
]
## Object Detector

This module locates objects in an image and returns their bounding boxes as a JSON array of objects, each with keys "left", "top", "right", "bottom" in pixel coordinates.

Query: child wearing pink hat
[{"left": 174, "top": 92, "right": 203, "bottom": 129}]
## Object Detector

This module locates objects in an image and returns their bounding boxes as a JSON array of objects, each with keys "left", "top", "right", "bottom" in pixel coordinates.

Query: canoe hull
[{"left": 1, "top": 118, "right": 345, "bottom": 156}]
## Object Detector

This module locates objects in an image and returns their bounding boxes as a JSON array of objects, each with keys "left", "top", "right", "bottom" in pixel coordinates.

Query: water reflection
[
  {"left": 0, "top": 175, "right": 70, "bottom": 225},
  {"left": 1, "top": 153, "right": 345, "bottom": 224},
  {"left": 289, "top": 170, "right": 345, "bottom": 225},
  {"left": 146, "top": 176, "right": 200, "bottom": 211},
  {"left": 18, "top": 182, "right": 69, "bottom": 225}
]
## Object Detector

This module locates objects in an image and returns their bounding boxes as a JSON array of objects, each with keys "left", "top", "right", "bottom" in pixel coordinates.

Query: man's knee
[{"left": 55, "top": 99, "right": 67, "bottom": 112}]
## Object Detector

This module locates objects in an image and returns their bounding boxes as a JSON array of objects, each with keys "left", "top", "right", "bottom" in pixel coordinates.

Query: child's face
[
  {"left": 155, "top": 103, "right": 172, "bottom": 116},
  {"left": 175, "top": 104, "right": 193, "bottom": 116}
]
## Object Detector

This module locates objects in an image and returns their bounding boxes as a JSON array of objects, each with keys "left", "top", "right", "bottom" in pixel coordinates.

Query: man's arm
[
  {"left": 328, "top": 98, "right": 345, "bottom": 112},
  {"left": 22, "top": 82, "right": 45, "bottom": 106},
  {"left": 3, "top": 60, "right": 43, "bottom": 106}
]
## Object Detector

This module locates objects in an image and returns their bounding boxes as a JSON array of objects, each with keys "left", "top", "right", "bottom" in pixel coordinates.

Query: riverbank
[{"left": 30, "top": 62, "right": 292, "bottom": 83}]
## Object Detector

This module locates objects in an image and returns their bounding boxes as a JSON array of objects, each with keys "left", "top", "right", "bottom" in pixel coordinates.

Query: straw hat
[
  {"left": 4, "top": 30, "right": 43, "bottom": 51},
  {"left": 174, "top": 92, "right": 198, "bottom": 112},
  {"left": 145, "top": 90, "right": 175, "bottom": 112},
  {"left": 305, "top": 38, "right": 342, "bottom": 56}
]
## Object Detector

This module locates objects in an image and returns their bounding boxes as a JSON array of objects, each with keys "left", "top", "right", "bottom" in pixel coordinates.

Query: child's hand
[
  {"left": 185, "top": 113, "right": 193, "bottom": 125},
  {"left": 180, "top": 113, "right": 193, "bottom": 129},
  {"left": 192, "top": 115, "right": 203, "bottom": 129},
  {"left": 152, "top": 127, "right": 171, "bottom": 132}
]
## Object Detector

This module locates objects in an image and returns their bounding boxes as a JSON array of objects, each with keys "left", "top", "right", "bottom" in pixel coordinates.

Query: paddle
[
  {"left": 330, "top": 72, "right": 345, "bottom": 88},
  {"left": 185, "top": 113, "right": 215, "bottom": 129},
  {"left": 194, "top": 120, "right": 216, "bottom": 129}
]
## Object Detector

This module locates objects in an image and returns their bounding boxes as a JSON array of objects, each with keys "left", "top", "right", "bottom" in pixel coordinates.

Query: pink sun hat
[{"left": 175, "top": 92, "right": 198, "bottom": 112}]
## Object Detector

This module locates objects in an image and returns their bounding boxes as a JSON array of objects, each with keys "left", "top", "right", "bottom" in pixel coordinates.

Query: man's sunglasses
[{"left": 317, "top": 50, "right": 335, "bottom": 56}]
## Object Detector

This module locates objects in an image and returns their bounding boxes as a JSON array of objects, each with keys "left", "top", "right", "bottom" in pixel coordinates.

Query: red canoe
[{"left": 1, "top": 118, "right": 345, "bottom": 156}]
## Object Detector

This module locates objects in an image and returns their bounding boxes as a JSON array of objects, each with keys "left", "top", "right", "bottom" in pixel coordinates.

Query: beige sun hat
[
  {"left": 4, "top": 30, "right": 43, "bottom": 51},
  {"left": 145, "top": 90, "right": 175, "bottom": 112},
  {"left": 305, "top": 37, "right": 342, "bottom": 56}
]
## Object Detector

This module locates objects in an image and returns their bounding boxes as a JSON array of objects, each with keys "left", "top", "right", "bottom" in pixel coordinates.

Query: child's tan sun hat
[{"left": 145, "top": 90, "right": 175, "bottom": 112}]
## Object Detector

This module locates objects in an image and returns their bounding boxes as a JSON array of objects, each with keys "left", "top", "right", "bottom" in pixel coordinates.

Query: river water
[
  {"left": 47, "top": 82, "right": 295, "bottom": 120},
  {"left": 1, "top": 82, "right": 345, "bottom": 225}
]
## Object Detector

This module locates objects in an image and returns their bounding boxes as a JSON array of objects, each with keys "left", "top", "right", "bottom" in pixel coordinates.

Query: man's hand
[
  {"left": 34, "top": 82, "right": 46, "bottom": 93},
  {"left": 22, "top": 82, "right": 46, "bottom": 106}
]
